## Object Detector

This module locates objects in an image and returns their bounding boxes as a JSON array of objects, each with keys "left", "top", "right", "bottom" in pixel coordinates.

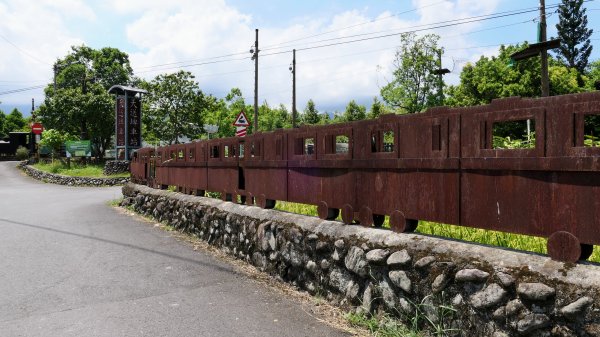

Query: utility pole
[
  {"left": 253, "top": 29, "right": 259, "bottom": 132},
  {"left": 540, "top": 0, "right": 549, "bottom": 97},
  {"left": 509, "top": 0, "right": 559, "bottom": 97},
  {"left": 432, "top": 50, "right": 450, "bottom": 106},
  {"left": 290, "top": 49, "right": 297, "bottom": 128}
]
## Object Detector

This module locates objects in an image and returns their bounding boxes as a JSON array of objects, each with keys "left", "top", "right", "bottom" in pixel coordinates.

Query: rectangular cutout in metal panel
[
  {"left": 584, "top": 114, "right": 600, "bottom": 147},
  {"left": 432, "top": 124, "right": 441, "bottom": 151},
  {"left": 492, "top": 119, "right": 535, "bottom": 149}
]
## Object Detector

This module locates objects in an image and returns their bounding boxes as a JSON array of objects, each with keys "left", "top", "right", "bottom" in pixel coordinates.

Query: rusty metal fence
[{"left": 130, "top": 92, "right": 600, "bottom": 262}]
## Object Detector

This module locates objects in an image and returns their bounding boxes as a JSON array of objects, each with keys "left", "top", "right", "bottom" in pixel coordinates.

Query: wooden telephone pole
[
  {"left": 291, "top": 49, "right": 297, "bottom": 128},
  {"left": 540, "top": 0, "right": 549, "bottom": 97},
  {"left": 253, "top": 29, "right": 259, "bottom": 132},
  {"left": 510, "top": 0, "right": 560, "bottom": 97}
]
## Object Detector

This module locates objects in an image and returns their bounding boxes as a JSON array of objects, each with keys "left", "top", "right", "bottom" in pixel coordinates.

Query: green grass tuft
[
  {"left": 273, "top": 201, "right": 600, "bottom": 263},
  {"left": 346, "top": 312, "right": 420, "bottom": 337},
  {"left": 32, "top": 162, "right": 130, "bottom": 178}
]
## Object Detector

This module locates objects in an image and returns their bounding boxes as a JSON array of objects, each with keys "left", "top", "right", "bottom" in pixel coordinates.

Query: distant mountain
[{"left": 0, "top": 103, "right": 34, "bottom": 117}]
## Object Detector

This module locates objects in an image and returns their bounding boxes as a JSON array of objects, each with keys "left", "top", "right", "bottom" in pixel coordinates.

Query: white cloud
[
  {"left": 1, "top": 0, "right": 506, "bottom": 112},
  {"left": 0, "top": 0, "right": 90, "bottom": 105},
  {"left": 122, "top": 0, "right": 503, "bottom": 112}
]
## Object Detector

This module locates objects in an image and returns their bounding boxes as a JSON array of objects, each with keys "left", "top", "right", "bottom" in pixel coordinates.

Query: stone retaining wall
[
  {"left": 122, "top": 183, "right": 600, "bottom": 337},
  {"left": 19, "top": 162, "right": 129, "bottom": 186},
  {"left": 103, "top": 160, "right": 130, "bottom": 176}
]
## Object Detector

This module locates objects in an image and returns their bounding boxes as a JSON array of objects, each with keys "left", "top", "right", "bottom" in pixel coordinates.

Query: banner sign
[{"left": 65, "top": 140, "right": 92, "bottom": 158}]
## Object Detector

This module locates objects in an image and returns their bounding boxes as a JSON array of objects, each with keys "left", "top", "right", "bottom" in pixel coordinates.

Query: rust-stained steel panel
[{"left": 131, "top": 91, "right": 600, "bottom": 262}]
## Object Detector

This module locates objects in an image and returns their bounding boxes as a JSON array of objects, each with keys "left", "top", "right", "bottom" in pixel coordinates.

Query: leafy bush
[{"left": 15, "top": 146, "right": 29, "bottom": 160}]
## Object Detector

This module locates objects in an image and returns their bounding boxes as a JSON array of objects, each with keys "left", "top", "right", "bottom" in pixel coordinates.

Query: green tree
[
  {"left": 0, "top": 110, "right": 6, "bottom": 138},
  {"left": 555, "top": 0, "right": 593, "bottom": 74},
  {"left": 302, "top": 99, "right": 320, "bottom": 125},
  {"left": 258, "top": 102, "right": 290, "bottom": 131},
  {"left": 380, "top": 33, "right": 443, "bottom": 113},
  {"left": 39, "top": 129, "right": 76, "bottom": 160},
  {"left": 445, "top": 43, "right": 586, "bottom": 107},
  {"left": 39, "top": 45, "right": 133, "bottom": 158},
  {"left": 200, "top": 88, "right": 250, "bottom": 139},
  {"left": 343, "top": 100, "right": 366, "bottom": 122},
  {"left": 5, "top": 108, "right": 26, "bottom": 132},
  {"left": 367, "top": 97, "right": 388, "bottom": 119},
  {"left": 140, "top": 70, "right": 207, "bottom": 144},
  {"left": 587, "top": 59, "right": 600, "bottom": 90}
]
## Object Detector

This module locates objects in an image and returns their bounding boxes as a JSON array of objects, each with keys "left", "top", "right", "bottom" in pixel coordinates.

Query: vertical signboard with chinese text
[
  {"left": 116, "top": 96, "right": 126, "bottom": 147},
  {"left": 128, "top": 97, "right": 141, "bottom": 148}
]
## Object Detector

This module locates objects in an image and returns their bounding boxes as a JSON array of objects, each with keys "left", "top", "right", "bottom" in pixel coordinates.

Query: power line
[
  {"left": 0, "top": 34, "right": 51, "bottom": 65},
  {"left": 0, "top": 85, "right": 46, "bottom": 96},
  {"left": 292, "top": 8, "right": 558, "bottom": 53},
  {"left": 260, "top": 0, "right": 448, "bottom": 50},
  {"left": 134, "top": 56, "right": 249, "bottom": 74},
  {"left": 260, "top": 5, "right": 554, "bottom": 53},
  {"left": 135, "top": 51, "right": 251, "bottom": 70},
  {"left": 131, "top": 3, "right": 563, "bottom": 74}
]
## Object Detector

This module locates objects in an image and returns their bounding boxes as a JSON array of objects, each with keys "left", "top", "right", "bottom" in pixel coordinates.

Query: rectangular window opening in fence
[
  {"left": 383, "top": 130, "right": 394, "bottom": 152},
  {"left": 305, "top": 138, "right": 315, "bottom": 155},
  {"left": 584, "top": 114, "right": 600, "bottom": 147},
  {"left": 189, "top": 149, "right": 195, "bottom": 160},
  {"left": 239, "top": 142, "right": 245, "bottom": 158},
  {"left": 250, "top": 142, "right": 260, "bottom": 158},
  {"left": 178, "top": 150, "right": 184, "bottom": 159},
  {"left": 371, "top": 130, "right": 395, "bottom": 153},
  {"left": 492, "top": 119, "right": 536, "bottom": 150},
  {"left": 224, "top": 145, "right": 230, "bottom": 158},
  {"left": 335, "top": 135, "right": 349, "bottom": 154},
  {"left": 211, "top": 146, "right": 219, "bottom": 158}
]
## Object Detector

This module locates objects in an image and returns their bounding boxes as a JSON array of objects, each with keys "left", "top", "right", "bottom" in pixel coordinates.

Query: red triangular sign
[{"left": 233, "top": 111, "right": 250, "bottom": 126}]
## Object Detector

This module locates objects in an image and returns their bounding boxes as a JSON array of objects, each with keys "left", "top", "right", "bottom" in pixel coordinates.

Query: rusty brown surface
[{"left": 130, "top": 91, "right": 600, "bottom": 262}]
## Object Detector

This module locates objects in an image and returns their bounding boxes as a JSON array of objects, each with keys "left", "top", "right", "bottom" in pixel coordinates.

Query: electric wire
[
  {"left": 0, "top": 85, "right": 46, "bottom": 96},
  {"left": 131, "top": 3, "right": 566, "bottom": 74}
]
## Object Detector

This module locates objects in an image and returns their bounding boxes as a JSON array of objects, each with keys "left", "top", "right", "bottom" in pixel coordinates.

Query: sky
[{"left": 0, "top": 0, "right": 598, "bottom": 116}]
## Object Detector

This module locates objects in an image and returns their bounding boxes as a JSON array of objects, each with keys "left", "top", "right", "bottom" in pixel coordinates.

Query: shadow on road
[{"left": 0, "top": 217, "right": 235, "bottom": 274}]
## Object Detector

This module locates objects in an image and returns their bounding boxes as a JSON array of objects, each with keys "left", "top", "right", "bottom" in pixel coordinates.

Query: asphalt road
[{"left": 0, "top": 162, "right": 349, "bottom": 337}]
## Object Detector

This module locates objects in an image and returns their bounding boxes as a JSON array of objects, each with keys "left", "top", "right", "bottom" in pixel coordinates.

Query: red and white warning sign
[
  {"left": 236, "top": 126, "right": 247, "bottom": 137},
  {"left": 233, "top": 110, "right": 250, "bottom": 127}
]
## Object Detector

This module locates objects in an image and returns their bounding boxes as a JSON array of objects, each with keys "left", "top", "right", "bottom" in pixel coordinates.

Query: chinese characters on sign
[
  {"left": 116, "top": 96, "right": 142, "bottom": 148},
  {"left": 116, "top": 97, "right": 126, "bottom": 147},
  {"left": 128, "top": 98, "right": 141, "bottom": 147}
]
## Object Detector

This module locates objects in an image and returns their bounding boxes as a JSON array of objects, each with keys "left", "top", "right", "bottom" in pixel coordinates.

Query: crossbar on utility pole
[
  {"left": 509, "top": 0, "right": 559, "bottom": 97},
  {"left": 254, "top": 29, "right": 259, "bottom": 132}
]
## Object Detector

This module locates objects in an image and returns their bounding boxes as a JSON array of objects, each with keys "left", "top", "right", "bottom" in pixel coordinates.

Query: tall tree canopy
[
  {"left": 302, "top": 99, "right": 320, "bottom": 125},
  {"left": 343, "top": 100, "right": 366, "bottom": 122},
  {"left": 445, "top": 44, "right": 585, "bottom": 107},
  {"left": 380, "top": 33, "right": 443, "bottom": 113},
  {"left": 5, "top": 108, "right": 27, "bottom": 133},
  {"left": 555, "top": 0, "right": 593, "bottom": 73},
  {"left": 140, "top": 70, "right": 208, "bottom": 144},
  {"left": 0, "top": 110, "right": 6, "bottom": 138},
  {"left": 38, "top": 45, "right": 134, "bottom": 158}
]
